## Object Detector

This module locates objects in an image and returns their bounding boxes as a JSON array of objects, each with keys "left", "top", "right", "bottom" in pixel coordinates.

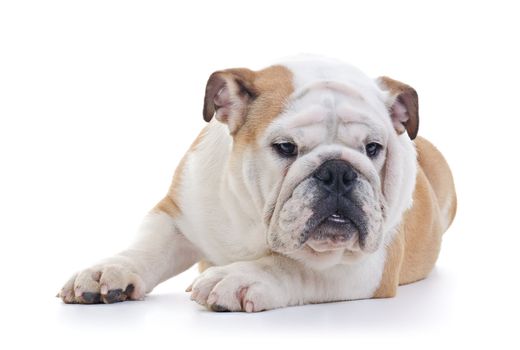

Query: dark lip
[
  {"left": 307, "top": 215, "right": 357, "bottom": 241},
  {"left": 300, "top": 197, "right": 368, "bottom": 246},
  {"left": 322, "top": 214, "right": 356, "bottom": 231}
]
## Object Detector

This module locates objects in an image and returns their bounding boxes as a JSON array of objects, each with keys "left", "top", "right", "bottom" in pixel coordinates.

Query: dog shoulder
[{"left": 154, "top": 122, "right": 230, "bottom": 218}]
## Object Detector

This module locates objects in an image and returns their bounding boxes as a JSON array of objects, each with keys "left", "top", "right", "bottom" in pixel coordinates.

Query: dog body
[{"left": 59, "top": 57, "right": 456, "bottom": 311}]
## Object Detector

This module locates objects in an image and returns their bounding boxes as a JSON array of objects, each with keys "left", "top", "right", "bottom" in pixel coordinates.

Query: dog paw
[
  {"left": 58, "top": 263, "right": 146, "bottom": 304},
  {"left": 188, "top": 262, "right": 286, "bottom": 312}
]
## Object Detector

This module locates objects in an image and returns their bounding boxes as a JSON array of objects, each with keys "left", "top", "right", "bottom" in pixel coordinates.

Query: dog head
[{"left": 203, "top": 56, "right": 418, "bottom": 269}]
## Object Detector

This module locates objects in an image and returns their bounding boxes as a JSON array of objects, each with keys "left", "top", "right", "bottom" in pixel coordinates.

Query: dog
[{"left": 59, "top": 56, "right": 457, "bottom": 311}]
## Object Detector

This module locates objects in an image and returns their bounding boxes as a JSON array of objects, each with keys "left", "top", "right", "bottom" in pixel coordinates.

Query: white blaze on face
[{"left": 259, "top": 56, "right": 417, "bottom": 268}]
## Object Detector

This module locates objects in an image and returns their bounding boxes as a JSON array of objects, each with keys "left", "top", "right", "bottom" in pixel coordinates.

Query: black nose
[{"left": 313, "top": 160, "right": 357, "bottom": 194}]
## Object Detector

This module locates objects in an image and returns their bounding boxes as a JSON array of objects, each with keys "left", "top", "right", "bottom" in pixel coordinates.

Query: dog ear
[
  {"left": 203, "top": 68, "right": 257, "bottom": 134},
  {"left": 376, "top": 76, "right": 419, "bottom": 140}
]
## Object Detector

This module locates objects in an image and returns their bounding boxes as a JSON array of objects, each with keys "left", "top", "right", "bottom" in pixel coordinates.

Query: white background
[{"left": 1, "top": 0, "right": 519, "bottom": 349}]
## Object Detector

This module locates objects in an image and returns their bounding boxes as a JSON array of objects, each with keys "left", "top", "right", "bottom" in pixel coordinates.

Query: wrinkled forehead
[
  {"left": 262, "top": 59, "right": 391, "bottom": 147},
  {"left": 281, "top": 56, "right": 388, "bottom": 106},
  {"left": 288, "top": 81, "right": 385, "bottom": 125}
]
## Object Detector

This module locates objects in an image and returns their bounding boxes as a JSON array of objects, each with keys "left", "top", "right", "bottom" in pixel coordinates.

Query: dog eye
[
  {"left": 365, "top": 142, "right": 382, "bottom": 158},
  {"left": 273, "top": 142, "right": 298, "bottom": 158}
]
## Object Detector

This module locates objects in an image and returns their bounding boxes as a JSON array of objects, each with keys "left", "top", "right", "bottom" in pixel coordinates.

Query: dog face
[{"left": 203, "top": 57, "right": 419, "bottom": 270}]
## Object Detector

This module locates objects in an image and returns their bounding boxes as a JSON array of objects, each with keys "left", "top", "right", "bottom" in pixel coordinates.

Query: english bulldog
[{"left": 59, "top": 56, "right": 457, "bottom": 311}]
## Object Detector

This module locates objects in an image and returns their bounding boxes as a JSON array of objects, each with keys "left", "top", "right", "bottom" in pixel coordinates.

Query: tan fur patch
[
  {"left": 374, "top": 136, "right": 457, "bottom": 296},
  {"left": 398, "top": 166, "right": 443, "bottom": 285},
  {"left": 415, "top": 137, "right": 457, "bottom": 231},
  {"left": 233, "top": 65, "right": 294, "bottom": 150},
  {"left": 153, "top": 126, "right": 209, "bottom": 217},
  {"left": 373, "top": 228, "right": 404, "bottom": 298},
  {"left": 154, "top": 196, "right": 181, "bottom": 218},
  {"left": 198, "top": 260, "right": 213, "bottom": 273}
]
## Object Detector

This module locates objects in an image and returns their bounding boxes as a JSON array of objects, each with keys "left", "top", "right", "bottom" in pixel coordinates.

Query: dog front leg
[
  {"left": 188, "top": 254, "right": 372, "bottom": 312},
  {"left": 59, "top": 208, "right": 202, "bottom": 304}
]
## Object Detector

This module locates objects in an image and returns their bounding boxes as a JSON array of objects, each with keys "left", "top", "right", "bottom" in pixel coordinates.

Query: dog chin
[
  {"left": 287, "top": 241, "right": 365, "bottom": 270},
  {"left": 306, "top": 237, "right": 359, "bottom": 253}
]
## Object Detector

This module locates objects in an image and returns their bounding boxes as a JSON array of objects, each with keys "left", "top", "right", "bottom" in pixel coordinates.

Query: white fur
[
  {"left": 59, "top": 211, "right": 202, "bottom": 302},
  {"left": 60, "top": 56, "right": 418, "bottom": 311}
]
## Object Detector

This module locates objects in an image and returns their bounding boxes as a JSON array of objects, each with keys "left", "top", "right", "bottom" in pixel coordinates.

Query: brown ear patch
[
  {"left": 202, "top": 64, "right": 294, "bottom": 147},
  {"left": 203, "top": 72, "right": 226, "bottom": 122},
  {"left": 378, "top": 76, "right": 419, "bottom": 140},
  {"left": 202, "top": 68, "right": 258, "bottom": 134}
]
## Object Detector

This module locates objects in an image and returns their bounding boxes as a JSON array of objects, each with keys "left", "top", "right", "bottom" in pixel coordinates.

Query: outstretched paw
[
  {"left": 188, "top": 262, "right": 286, "bottom": 312},
  {"left": 58, "top": 264, "right": 146, "bottom": 304}
]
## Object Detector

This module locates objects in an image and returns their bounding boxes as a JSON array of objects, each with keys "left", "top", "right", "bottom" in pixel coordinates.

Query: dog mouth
[
  {"left": 305, "top": 220, "right": 361, "bottom": 253},
  {"left": 326, "top": 212, "right": 349, "bottom": 224},
  {"left": 303, "top": 201, "right": 366, "bottom": 236},
  {"left": 299, "top": 196, "right": 369, "bottom": 254}
]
